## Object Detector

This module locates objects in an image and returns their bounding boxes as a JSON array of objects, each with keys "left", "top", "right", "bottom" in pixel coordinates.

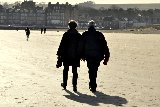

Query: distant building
[
  {"left": 20, "top": 0, "right": 43, "bottom": 26},
  {"left": 12, "top": 9, "right": 21, "bottom": 25},
  {"left": 36, "top": 7, "right": 46, "bottom": 26},
  {"left": 1, "top": 0, "right": 160, "bottom": 29},
  {"left": 1, "top": 1, "right": 78, "bottom": 27},
  {"left": 4, "top": 0, "right": 46, "bottom": 26},
  {"left": 21, "top": 0, "right": 36, "bottom": 9},
  {"left": 45, "top": 2, "right": 78, "bottom": 27},
  {"left": 78, "top": 1, "right": 95, "bottom": 8},
  {"left": 0, "top": 5, "right": 7, "bottom": 25},
  {"left": 103, "top": 16, "right": 119, "bottom": 29},
  {"left": 78, "top": 13, "right": 90, "bottom": 28}
]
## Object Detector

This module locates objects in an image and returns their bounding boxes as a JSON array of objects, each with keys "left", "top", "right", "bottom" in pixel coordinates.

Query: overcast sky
[{"left": 0, "top": 0, "right": 160, "bottom": 4}]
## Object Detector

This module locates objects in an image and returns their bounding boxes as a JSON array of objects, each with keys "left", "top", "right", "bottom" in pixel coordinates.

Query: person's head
[
  {"left": 88, "top": 20, "right": 96, "bottom": 28},
  {"left": 68, "top": 20, "right": 77, "bottom": 29}
]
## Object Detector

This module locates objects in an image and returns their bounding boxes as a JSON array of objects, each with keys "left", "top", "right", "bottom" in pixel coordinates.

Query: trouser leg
[
  {"left": 88, "top": 66, "right": 98, "bottom": 89},
  {"left": 26, "top": 35, "right": 29, "bottom": 41},
  {"left": 72, "top": 66, "right": 78, "bottom": 87},
  {"left": 87, "top": 61, "right": 99, "bottom": 90},
  {"left": 63, "top": 66, "right": 69, "bottom": 86}
]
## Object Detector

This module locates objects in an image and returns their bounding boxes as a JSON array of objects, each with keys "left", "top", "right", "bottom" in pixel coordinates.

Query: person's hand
[
  {"left": 56, "top": 56, "right": 62, "bottom": 68},
  {"left": 103, "top": 59, "right": 108, "bottom": 65}
]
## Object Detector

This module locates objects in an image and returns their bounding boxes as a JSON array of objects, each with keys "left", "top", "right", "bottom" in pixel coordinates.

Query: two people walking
[
  {"left": 56, "top": 20, "right": 110, "bottom": 92},
  {"left": 41, "top": 27, "right": 47, "bottom": 34}
]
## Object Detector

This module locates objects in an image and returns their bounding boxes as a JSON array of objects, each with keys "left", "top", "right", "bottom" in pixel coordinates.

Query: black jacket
[
  {"left": 57, "top": 29, "right": 81, "bottom": 67},
  {"left": 81, "top": 27, "right": 110, "bottom": 61}
]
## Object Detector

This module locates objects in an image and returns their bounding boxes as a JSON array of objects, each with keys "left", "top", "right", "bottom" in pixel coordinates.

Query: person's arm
[
  {"left": 103, "top": 44, "right": 110, "bottom": 65},
  {"left": 100, "top": 33, "right": 110, "bottom": 65},
  {"left": 57, "top": 33, "right": 67, "bottom": 56},
  {"left": 56, "top": 33, "right": 67, "bottom": 68},
  {"left": 78, "top": 32, "right": 86, "bottom": 61}
]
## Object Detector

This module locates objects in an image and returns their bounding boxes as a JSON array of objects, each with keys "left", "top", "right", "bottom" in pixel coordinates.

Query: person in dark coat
[
  {"left": 56, "top": 20, "right": 81, "bottom": 92},
  {"left": 25, "top": 27, "right": 30, "bottom": 41},
  {"left": 44, "top": 27, "right": 46, "bottom": 34},
  {"left": 81, "top": 20, "right": 110, "bottom": 92},
  {"left": 41, "top": 28, "right": 43, "bottom": 34}
]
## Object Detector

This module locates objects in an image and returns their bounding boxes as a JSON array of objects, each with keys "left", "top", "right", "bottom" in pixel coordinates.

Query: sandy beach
[{"left": 0, "top": 30, "right": 160, "bottom": 107}]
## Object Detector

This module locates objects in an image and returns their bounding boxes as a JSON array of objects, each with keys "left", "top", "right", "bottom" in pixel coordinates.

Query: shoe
[
  {"left": 90, "top": 88, "right": 96, "bottom": 93},
  {"left": 73, "top": 86, "right": 77, "bottom": 92},
  {"left": 61, "top": 83, "right": 66, "bottom": 90},
  {"left": 89, "top": 82, "right": 91, "bottom": 89}
]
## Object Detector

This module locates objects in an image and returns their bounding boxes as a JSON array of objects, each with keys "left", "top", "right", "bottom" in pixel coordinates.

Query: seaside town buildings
[
  {"left": 45, "top": 2, "right": 78, "bottom": 27},
  {"left": 0, "top": 0, "right": 78, "bottom": 28},
  {"left": 0, "top": 0, "right": 160, "bottom": 29}
]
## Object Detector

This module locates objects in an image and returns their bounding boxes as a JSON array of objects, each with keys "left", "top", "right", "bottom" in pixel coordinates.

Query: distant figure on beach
[
  {"left": 44, "top": 27, "right": 46, "bottom": 34},
  {"left": 41, "top": 28, "right": 43, "bottom": 34},
  {"left": 56, "top": 20, "right": 81, "bottom": 92},
  {"left": 25, "top": 27, "right": 30, "bottom": 41},
  {"left": 81, "top": 20, "right": 110, "bottom": 92}
]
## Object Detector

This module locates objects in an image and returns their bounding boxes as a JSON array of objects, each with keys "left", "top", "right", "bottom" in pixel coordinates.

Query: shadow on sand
[{"left": 64, "top": 90, "right": 128, "bottom": 106}]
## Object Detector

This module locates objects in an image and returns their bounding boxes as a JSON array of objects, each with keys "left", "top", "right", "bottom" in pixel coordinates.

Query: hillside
[{"left": 94, "top": 3, "right": 160, "bottom": 10}]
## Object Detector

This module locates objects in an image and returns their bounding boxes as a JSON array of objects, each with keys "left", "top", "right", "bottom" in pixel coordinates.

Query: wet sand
[{"left": 0, "top": 30, "right": 160, "bottom": 107}]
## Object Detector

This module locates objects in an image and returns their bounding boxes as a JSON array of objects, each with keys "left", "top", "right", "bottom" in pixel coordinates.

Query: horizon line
[{"left": 0, "top": 1, "right": 160, "bottom": 5}]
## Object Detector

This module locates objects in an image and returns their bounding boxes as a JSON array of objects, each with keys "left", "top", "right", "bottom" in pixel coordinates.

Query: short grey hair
[{"left": 88, "top": 20, "right": 96, "bottom": 27}]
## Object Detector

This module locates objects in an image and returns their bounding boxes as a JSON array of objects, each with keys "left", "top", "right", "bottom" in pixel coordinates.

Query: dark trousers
[
  {"left": 63, "top": 65, "right": 78, "bottom": 87},
  {"left": 87, "top": 60, "right": 100, "bottom": 89},
  {"left": 26, "top": 34, "right": 29, "bottom": 38}
]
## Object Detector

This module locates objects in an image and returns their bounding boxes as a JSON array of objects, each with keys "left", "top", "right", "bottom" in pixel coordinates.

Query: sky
[{"left": 0, "top": 0, "right": 160, "bottom": 4}]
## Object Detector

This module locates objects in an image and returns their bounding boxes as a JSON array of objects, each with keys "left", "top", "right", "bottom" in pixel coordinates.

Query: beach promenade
[{"left": 0, "top": 30, "right": 160, "bottom": 107}]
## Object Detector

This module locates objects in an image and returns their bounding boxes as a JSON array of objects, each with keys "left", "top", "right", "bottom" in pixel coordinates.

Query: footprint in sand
[
  {"left": 15, "top": 97, "right": 28, "bottom": 104},
  {"left": 99, "top": 85, "right": 103, "bottom": 87}
]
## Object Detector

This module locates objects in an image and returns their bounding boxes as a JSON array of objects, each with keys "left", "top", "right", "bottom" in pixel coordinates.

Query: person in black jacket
[
  {"left": 25, "top": 27, "right": 30, "bottom": 41},
  {"left": 44, "top": 27, "right": 46, "bottom": 34},
  {"left": 56, "top": 20, "right": 81, "bottom": 92},
  {"left": 81, "top": 20, "right": 110, "bottom": 92},
  {"left": 41, "top": 28, "right": 43, "bottom": 34}
]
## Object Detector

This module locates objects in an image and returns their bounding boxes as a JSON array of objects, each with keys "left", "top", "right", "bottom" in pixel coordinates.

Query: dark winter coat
[
  {"left": 81, "top": 27, "right": 110, "bottom": 62},
  {"left": 57, "top": 29, "right": 81, "bottom": 67},
  {"left": 25, "top": 28, "right": 30, "bottom": 36}
]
